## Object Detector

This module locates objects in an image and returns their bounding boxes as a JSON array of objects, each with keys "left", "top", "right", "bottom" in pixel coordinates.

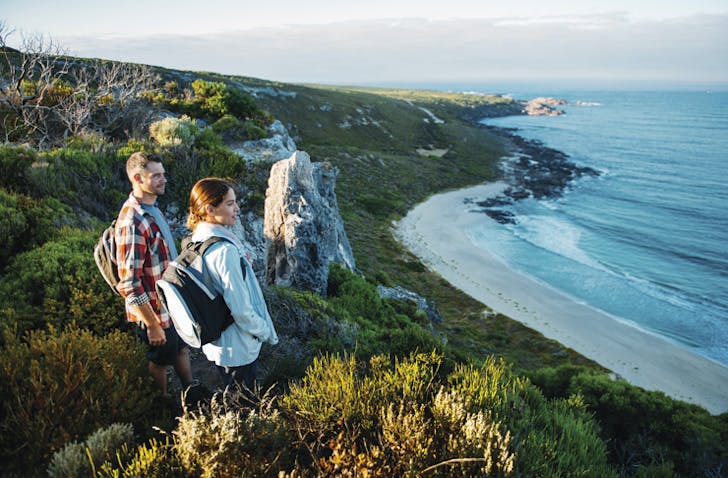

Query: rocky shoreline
[{"left": 470, "top": 108, "right": 600, "bottom": 224}]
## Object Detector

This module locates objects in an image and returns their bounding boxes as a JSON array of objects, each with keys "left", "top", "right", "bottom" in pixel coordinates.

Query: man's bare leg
[
  {"left": 175, "top": 347, "right": 193, "bottom": 387},
  {"left": 149, "top": 361, "right": 168, "bottom": 395}
]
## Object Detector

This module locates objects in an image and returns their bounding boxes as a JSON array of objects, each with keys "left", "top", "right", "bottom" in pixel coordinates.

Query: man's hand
[
  {"left": 146, "top": 323, "right": 166, "bottom": 345},
  {"left": 129, "top": 302, "right": 166, "bottom": 345}
]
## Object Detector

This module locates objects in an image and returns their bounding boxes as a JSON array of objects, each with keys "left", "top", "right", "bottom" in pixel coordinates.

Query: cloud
[{"left": 60, "top": 14, "right": 728, "bottom": 85}]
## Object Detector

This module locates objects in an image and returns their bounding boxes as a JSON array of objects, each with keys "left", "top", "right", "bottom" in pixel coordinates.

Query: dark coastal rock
[
  {"left": 264, "top": 150, "right": 356, "bottom": 296},
  {"left": 483, "top": 209, "right": 517, "bottom": 224},
  {"left": 474, "top": 125, "right": 600, "bottom": 223},
  {"left": 376, "top": 285, "right": 443, "bottom": 324},
  {"left": 477, "top": 196, "right": 513, "bottom": 208}
]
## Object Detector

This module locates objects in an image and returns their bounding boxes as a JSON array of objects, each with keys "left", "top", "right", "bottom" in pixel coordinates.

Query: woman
[{"left": 187, "top": 177, "right": 278, "bottom": 394}]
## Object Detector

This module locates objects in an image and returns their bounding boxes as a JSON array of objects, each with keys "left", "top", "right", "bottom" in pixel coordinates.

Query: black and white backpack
[
  {"left": 156, "top": 237, "right": 244, "bottom": 348},
  {"left": 94, "top": 220, "right": 120, "bottom": 295}
]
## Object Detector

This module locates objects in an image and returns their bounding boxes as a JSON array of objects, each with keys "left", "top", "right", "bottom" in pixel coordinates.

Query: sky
[{"left": 2, "top": 0, "right": 728, "bottom": 88}]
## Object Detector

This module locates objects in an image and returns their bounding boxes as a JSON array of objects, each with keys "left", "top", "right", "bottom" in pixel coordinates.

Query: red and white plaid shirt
[{"left": 114, "top": 193, "right": 174, "bottom": 327}]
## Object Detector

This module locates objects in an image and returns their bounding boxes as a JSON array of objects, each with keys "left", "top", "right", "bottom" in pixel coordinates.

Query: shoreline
[{"left": 395, "top": 181, "right": 728, "bottom": 415}]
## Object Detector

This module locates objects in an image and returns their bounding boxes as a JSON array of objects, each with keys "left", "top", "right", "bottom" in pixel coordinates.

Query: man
[{"left": 115, "top": 151, "right": 193, "bottom": 396}]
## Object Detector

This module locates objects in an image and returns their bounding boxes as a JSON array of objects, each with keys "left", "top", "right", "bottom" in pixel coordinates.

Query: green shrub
[
  {"left": 356, "top": 193, "right": 405, "bottom": 217},
  {"left": 192, "top": 126, "right": 224, "bottom": 150},
  {"left": 528, "top": 364, "right": 587, "bottom": 399},
  {"left": 372, "top": 269, "right": 394, "bottom": 287},
  {"left": 0, "top": 189, "right": 72, "bottom": 269},
  {"left": 0, "top": 326, "right": 156, "bottom": 477},
  {"left": 211, "top": 114, "right": 243, "bottom": 137},
  {"left": 326, "top": 264, "right": 445, "bottom": 359},
  {"left": 211, "top": 115, "right": 269, "bottom": 142},
  {"left": 571, "top": 372, "right": 726, "bottom": 477},
  {"left": 156, "top": 139, "right": 246, "bottom": 213},
  {"left": 198, "top": 141, "right": 246, "bottom": 179},
  {"left": 149, "top": 116, "right": 198, "bottom": 147},
  {"left": 148, "top": 79, "right": 270, "bottom": 128},
  {"left": 512, "top": 396, "right": 616, "bottom": 477},
  {"left": 47, "top": 423, "right": 136, "bottom": 478},
  {"left": 0, "top": 145, "right": 36, "bottom": 194},
  {"left": 174, "top": 390, "right": 293, "bottom": 477},
  {"left": 449, "top": 360, "right": 616, "bottom": 477},
  {"left": 633, "top": 462, "right": 679, "bottom": 478},
  {"left": 190, "top": 79, "right": 260, "bottom": 122},
  {"left": 95, "top": 437, "right": 188, "bottom": 478},
  {"left": 32, "top": 147, "right": 127, "bottom": 217},
  {"left": 190, "top": 79, "right": 227, "bottom": 118},
  {"left": 222, "top": 85, "right": 259, "bottom": 120},
  {"left": 64, "top": 130, "right": 110, "bottom": 153},
  {"left": 530, "top": 364, "right": 728, "bottom": 476},
  {"left": 241, "top": 119, "right": 268, "bottom": 140},
  {"left": 279, "top": 352, "right": 609, "bottom": 477},
  {"left": 0, "top": 227, "right": 123, "bottom": 335},
  {"left": 115, "top": 140, "right": 154, "bottom": 163}
]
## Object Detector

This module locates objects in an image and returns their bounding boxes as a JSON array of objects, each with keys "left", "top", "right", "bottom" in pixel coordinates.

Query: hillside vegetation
[{"left": 0, "top": 29, "right": 726, "bottom": 477}]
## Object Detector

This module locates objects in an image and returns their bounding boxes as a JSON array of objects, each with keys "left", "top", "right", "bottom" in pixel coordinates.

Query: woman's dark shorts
[{"left": 135, "top": 325, "right": 188, "bottom": 366}]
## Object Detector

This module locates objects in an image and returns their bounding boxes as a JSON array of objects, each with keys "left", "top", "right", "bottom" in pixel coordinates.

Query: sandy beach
[{"left": 395, "top": 182, "right": 728, "bottom": 415}]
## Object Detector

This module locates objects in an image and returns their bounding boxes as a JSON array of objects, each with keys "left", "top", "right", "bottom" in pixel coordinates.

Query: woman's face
[{"left": 206, "top": 188, "right": 239, "bottom": 226}]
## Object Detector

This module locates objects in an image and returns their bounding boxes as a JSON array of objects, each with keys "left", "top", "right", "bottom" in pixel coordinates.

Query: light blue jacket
[{"left": 191, "top": 222, "right": 278, "bottom": 366}]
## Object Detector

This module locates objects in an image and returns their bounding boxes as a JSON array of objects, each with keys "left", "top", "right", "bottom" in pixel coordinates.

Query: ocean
[{"left": 467, "top": 88, "right": 728, "bottom": 366}]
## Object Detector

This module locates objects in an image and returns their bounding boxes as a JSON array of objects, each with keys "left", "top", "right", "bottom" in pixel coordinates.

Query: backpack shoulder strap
[
  {"left": 182, "top": 236, "right": 233, "bottom": 257},
  {"left": 186, "top": 236, "right": 249, "bottom": 280}
]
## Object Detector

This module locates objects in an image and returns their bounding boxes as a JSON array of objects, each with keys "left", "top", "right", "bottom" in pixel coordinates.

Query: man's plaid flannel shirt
[{"left": 114, "top": 193, "right": 174, "bottom": 327}]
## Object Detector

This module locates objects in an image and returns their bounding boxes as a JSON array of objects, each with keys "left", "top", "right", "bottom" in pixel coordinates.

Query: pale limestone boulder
[
  {"left": 232, "top": 120, "right": 297, "bottom": 163},
  {"left": 264, "top": 151, "right": 355, "bottom": 296}
]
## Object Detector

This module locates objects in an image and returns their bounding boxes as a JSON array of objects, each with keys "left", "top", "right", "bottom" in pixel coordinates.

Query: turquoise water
[{"left": 471, "top": 89, "right": 728, "bottom": 365}]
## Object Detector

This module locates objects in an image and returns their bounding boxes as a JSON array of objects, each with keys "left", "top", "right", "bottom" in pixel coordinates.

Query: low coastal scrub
[
  {"left": 150, "top": 116, "right": 198, "bottom": 147},
  {"left": 531, "top": 365, "right": 728, "bottom": 477},
  {"left": 0, "top": 228, "right": 122, "bottom": 335},
  {"left": 60, "top": 353, "right": 615, "bottom": 477},
  {"left": 0, "top": 189, "right": 71, "bottom": 268},
  {"left": 47, "top": 423, "right": 136, "bottom": 478},
  {"left": 326, "top": 264, "right": 446, "bottom": 360},
  {"left": 212, "top": 114, "right": 268, "bottom": 142},
  {"left": 0, "top": 326, "right": 165, "bottom": 477},
  {"left": 143, "top": 78, "right": 273, "bottom": 134}
]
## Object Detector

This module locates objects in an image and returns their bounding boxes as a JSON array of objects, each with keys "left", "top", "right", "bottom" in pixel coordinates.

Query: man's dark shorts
[{"left": 135, "top": 324, "right": 188, "bottom": 366}]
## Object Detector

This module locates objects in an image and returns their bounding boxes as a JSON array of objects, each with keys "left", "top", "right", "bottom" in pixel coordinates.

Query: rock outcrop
[
  {"left": 229, "top": 211, "right": 266, "bottom": 274},
  {"left": 232, "top": 120, "right": 297, "bottom": 163},
  {"left": 264, "top": 150, "right": 355, "bottom": 296},
  {"left": 523, "top": 97, "right": 566, "bottom": 116},
  {"left": 376, "top": 285, "right": 443, "bottom": 324},
  {"left": 475, "top": 128, "right": 600, "bottom": 224}
]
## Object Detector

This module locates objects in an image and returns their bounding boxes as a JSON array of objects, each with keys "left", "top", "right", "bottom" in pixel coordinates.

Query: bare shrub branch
[{"left": 1, "top": 23, "right": 159, "bottom": 147}]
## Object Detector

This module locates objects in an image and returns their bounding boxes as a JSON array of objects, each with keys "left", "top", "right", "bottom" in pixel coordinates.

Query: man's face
[{"left": 136, "top": 161, "right": 167, "bottom": 197}]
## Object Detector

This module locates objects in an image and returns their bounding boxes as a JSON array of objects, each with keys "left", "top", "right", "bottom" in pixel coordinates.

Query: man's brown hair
[{"left": 126, "top": 151, "right": 162, "bottom": 181}]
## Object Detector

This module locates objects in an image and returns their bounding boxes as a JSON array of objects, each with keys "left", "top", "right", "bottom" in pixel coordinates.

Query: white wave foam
[
  {"left": 509, "top": 215, "right": 605, "bottom": 271},
  {"left": 540, "top": 199, "right": 561, "bottom": 211},
  {"left": 619, "top": 270, "right": 698, "bottom": 311},
  {"left": 572, "top": 100, "right": 602, "bottom": 107}
]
